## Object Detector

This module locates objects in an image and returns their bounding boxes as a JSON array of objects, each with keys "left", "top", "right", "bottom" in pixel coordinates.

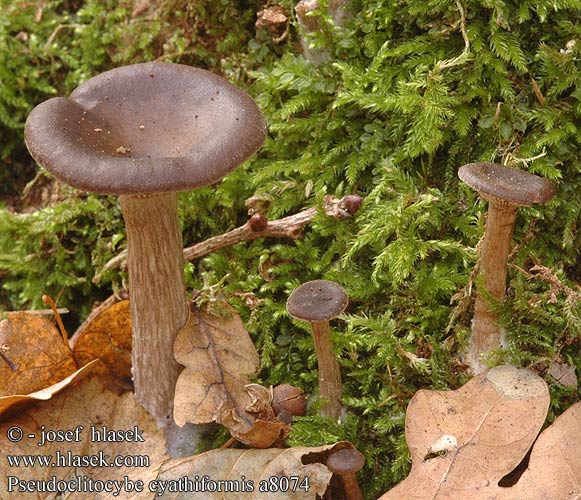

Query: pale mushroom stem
[
  {"left": 311, "top": 320, "right": 343, "bottom": 419},
  {"left": 468, "top": 201, "right": 518, "bottom": 373},
  {"left": 120, "top": 192, "right": 189, "bottom": 422}
]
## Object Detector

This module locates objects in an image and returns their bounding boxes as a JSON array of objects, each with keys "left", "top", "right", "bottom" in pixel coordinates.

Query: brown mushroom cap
[
  {"left": 458, "top": 162, "right": 555, "bottom": 206},
  {"left": 286, "top": 280, "right": 348, "bottom": 322},
  {"left": 326, "top": 447, "right": 365, "bottom": 475},
  {"left": 24, "top": 62, "right": 267, "bottom": 195}
]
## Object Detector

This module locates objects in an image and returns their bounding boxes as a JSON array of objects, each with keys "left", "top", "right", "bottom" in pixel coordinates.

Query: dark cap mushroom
[
  {"left": 458, "top": 162, "right": 555, "bottom": 373},
  {"left": 326, "top": 447, "right": 365, "bottom": 500},
  {"left": 458, "top": 162, "right": 555, "bottom": 207},
  {"left": 286, "top": 280, "right": 348, "bottom": 419},
  {"left": 24, "top": 62, "right": 267, "bottom": 423}
]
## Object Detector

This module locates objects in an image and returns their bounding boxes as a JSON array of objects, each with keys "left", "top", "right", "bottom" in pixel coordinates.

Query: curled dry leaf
[
  {"left": 70, "top": 300, "right": 132, "bottom": 382},
  {"left": 230, "top": 383, "right": 287, "bottom": 448},
  {"left": 508, "top": 402, "right": 581, "bottom": 499},
  {"left": 379, "top": 365, "right": 579, "bottom": 500},
  {"left": 0, "top": 312, "right": 77, "bottom": 397},
  {"left": 154, "top": 442, "right": 359, "bottom": 499},
  {"left": 0, "top": 359, "right": 99, "bottom": 419},
  {"left": 173, "top": 302, "right": 285, "bottom": 447},
  {"left": 0, "top": 375, "right": 168, "bottom": 499}
]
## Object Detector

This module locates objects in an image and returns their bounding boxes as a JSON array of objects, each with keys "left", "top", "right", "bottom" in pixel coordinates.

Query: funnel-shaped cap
[
  {"left": 458, "top": 163, "right": 555, "bottom": 206},
  {"left": 25, "top": 62, "right": 267, "bottom": 195},
  {"left": 287, "top": 280, "right": 348, "bottom": 322}
]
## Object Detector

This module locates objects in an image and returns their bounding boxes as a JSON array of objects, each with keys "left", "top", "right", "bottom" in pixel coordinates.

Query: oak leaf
[
  {"left": 0, "top": 312, "right": 77, "bottom": 397},
  {"left": 506, "top": 402, "right": 581, "bottom": 499},
  {"left": 0, "top": 359, "right": 98, "bottom": 418},
  {"left": 380, "top": 365, "right": 581, "bottom": 499},
  {"left": 70, "top": 300, "right": 132, "bottom": 382},
  {"left": 173, "top": 302, "right": 286, "bottom": 447},
  {"left": 153, "top": 442, "right": 355, "bottom": 499},
  {"left": 0, "top": 375, "right": 168, "bottom": 499}
]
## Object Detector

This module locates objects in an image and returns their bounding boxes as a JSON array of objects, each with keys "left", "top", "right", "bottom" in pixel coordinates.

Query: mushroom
[
  {"left": 24, "top": 62, "right": 267, "bottom": 423},
  {"left": 458, "top": 162, "right": 555, "bottom": 373},
  {"left": 286, "top": 279, "right": 348, "bottom": 419},
  {"left": 326, "top": 447, "right": 365, "bottom": 500}
]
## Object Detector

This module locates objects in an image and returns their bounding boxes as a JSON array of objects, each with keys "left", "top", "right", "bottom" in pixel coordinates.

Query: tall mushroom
[
  {"left": 24, "top": 62, "right": 267, "bottom": 423},
  {"left": 458, "top": 162, "right": 555, "bottom": 373},
  {"left": 286, "top": 279, "right": 348, "bottom": 419}
]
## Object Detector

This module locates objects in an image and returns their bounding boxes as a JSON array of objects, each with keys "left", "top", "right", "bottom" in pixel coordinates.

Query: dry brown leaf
[
  {"left": 380, "top": 365, "right": 557, "bottom": 499},
  {"left": 230, "top": 383, "right": 287, "bottom": 448},
  {"left": 548, "top": 361, "right": 578, "bottom": 387},
  {"left": 505, "top": 402, "right": 581, "bottom": 499},
  {"left": 174, "top": 303, "right": 285, "bottom": 447},
  {"left": 230, "top": 417, "right": 287, "bottom": 449},
  {"left": 70, "top": 300, "right": 132, "bottom": 382},
  {"left": 173, "top": 302, "right": 259, "bottom": 427},
  {"left": 0, "top": 312, "right": 77, "bottom": 397},
  {"left": 0, "top": 359, "right": 99, "bottom": 419},
  {"left": 154, "top": 442, "right": 351, "bottom": 499},
  {"left": 0, "top": 375, "right": 168, "bottom": 500}
]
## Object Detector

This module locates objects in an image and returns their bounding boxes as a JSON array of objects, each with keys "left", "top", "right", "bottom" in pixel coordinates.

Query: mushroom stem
[
  {"left": 468, "top": 201, "right": 517, "bottom": 372},
  {"left": 311, "top": 320, "right": 343, "bottom": 420},
  {"left": 120, "top": 192, "right": 188, "bottom": 422}
]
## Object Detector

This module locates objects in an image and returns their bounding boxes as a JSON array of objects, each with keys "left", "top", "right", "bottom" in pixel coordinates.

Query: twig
[
  {"left": 93, "top": 194, "right": 361, "bottom": 283},
  {"left": 456, "top": 0, "right": 470, "bottom": 53},
  {"left": 183, "top": 207, "right": 316, "bottom": 261},
  {"left": 44, "top": 24, "right": 83, "bottom": 50},
  {"left": 433, "top": 1, "right": 471, "bottom": 72},
  {"left": 0, "top": 350, "right": 19, "bottom": 372},
  {"left": 42, "top": 295, "right": 71, "bottom": 351},
  {"left": 510, "top": 261, "right": 581, "bottom": 305},
  {"left": 531, "top": 78, "right": 545, "bottom": 106},
  {"left": 1, "top": 308, "right": 69, "bottom": 315},
  {"left": 219, "top": 436, "right": 237, "bottom": 449}
]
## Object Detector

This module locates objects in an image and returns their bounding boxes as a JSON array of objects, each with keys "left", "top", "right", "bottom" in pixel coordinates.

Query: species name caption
[{"left": 4, "top": 425, "right": 311, "bottom": 496}]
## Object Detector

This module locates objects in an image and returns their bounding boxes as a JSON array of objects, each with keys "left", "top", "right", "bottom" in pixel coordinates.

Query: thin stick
[
  {"left": 219, "top": 437, "right": 237, "bottom": 449},
  {"left": 0, "top": 350, "right": 18, "bottom": 371},
  {"left": 1, "top": 308, "right": 69, "bottom": 315},
  {"left": 42, "top": 295, "right": 70, "bottom": 348},
  {"left": 93, "top": 194, "right": 360, "bottom": 283}
]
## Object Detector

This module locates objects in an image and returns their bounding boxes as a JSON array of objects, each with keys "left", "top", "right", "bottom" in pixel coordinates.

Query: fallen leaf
[
  {"left": 173, "top": 302, "right": 259, "bottom": 427},
  {"left": 0, "top": 374, "right": 168, "bottom": 499},
  {"left": 230, "top": 417, "right": 287, "bottom": 449},
  {"left": 379, "top": 365, "right": 567, "bottom": 499},
  {"left": 70, "top": 300, "right": 132, "bottom": 382},
  {"left": 154, "top": 442, "right": 356, "bottom": 499},
  {"left": 548, "top": 361, "right": 577, "bottom": 388},
  {"left": 229, "top": 383, "right": 287, "bottom": 448},
  {"left": 174, "top": 303, "right": 286, "bottom": 447},
  {"left": 0, "top": 312, "right": 77, "bottom": 397},
  {"left": 0, "top": 359, "right": 98, "bottom": 419},
  {"left": 506, "top": 402, "right": 581, "bottom": 499}
]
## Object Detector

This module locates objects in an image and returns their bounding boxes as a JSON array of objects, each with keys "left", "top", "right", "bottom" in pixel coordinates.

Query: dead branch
[{"left": 92, "top": 194, "right": 362, "bottom": 284}]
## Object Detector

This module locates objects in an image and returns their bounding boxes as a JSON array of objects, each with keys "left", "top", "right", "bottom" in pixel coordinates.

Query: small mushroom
[
  {"left": 25, "top": 62, "right": 267, "bottom": 423},
  {"left": 286, "top": 279, "right": 348, "bottom": 419},
  {"left": 326, "top": 447, "right": 365, "bottom": 500},
  {"left": 458, "top": 162, "right": 555, "bottom": 373}
]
